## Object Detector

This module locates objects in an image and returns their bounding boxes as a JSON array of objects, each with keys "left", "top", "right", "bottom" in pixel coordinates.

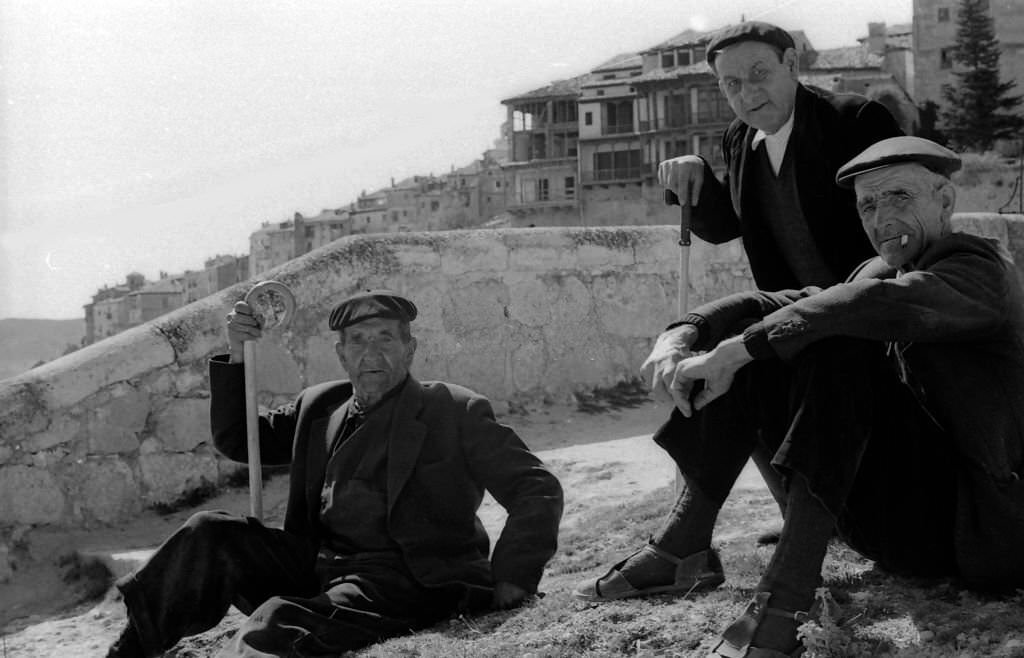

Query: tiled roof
[
  {"left": 501, "top": 73, "right": 593, "bottom": 103},
  {"left": 642, "top": 28, "right": 710, "bottom": 52},
  {"left": 592, "top": 52, "right": 643, "bottom": 72},
  {"left": 630, "top": 61, "right": 714, "bottom": 84}
]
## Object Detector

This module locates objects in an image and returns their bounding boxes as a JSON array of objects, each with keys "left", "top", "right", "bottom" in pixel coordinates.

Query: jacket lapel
[
  {"left": 305, "top": 399, "right": 347, "bottom": 509},
  {"left": 731, "top": 125, "right": 754, "bottom": 219},
  {"left": 386, "top": 378, "right": 427, "bottom": 512}
]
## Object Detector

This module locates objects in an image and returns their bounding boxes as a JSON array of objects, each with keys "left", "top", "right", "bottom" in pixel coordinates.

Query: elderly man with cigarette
[
  {"left": 107, "top": 290, "right": 564, "bottom": 658},
  {"left": 577, "top": 137, "right": 1024, "bottom": 657}
]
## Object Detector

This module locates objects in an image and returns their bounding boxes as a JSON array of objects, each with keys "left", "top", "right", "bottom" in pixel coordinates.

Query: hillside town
[{"left": 81, "top": 0, "right": 1024, "bottom": 345}]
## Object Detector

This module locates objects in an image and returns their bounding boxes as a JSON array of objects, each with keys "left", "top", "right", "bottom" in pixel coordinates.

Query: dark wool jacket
[
  {"left": 683, "top": 233, "right": 1024, "bottom": 588},
  {"left": 691, "top": 83, "right": 903, "bottom": 291},
  {"left": 209, "top": 359, "right": 564, "bottom": 596}
]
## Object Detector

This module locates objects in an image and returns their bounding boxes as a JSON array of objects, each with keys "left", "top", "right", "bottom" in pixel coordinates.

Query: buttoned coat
[
  {"left": 209, "top": 357, "right": 564, "bottom": 597},
  {"left": 691, "top": 83, "right": 903, "bottom": 291}
]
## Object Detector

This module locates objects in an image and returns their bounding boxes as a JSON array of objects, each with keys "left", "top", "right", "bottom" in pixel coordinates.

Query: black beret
[
  {"left": 706, "top": 21, "right": 796, "bottom": 67},
  {"left": 835, "top": 136, "right": 962, "bottom": 188},
  {"left": 328, "top": 289, "right": 418, "bottom": 331}
]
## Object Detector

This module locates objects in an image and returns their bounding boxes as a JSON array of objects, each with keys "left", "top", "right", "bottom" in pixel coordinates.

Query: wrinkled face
[
  {"left": 335, "top": 317, "right": 416, "bottom": 402},
  {"left": 854, "top": 164, "right": 955, "bottom": 270},
  {"left": 713, "top": 41, "right": 799, "bottom": 134}
]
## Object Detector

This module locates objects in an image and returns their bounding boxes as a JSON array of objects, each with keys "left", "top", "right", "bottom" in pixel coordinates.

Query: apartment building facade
[{"left": 501, "top": 76, "right": 585, "bottom": 227}]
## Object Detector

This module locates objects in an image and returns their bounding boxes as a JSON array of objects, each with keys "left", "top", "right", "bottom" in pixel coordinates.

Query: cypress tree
[{"left": 940, "top": 0, "right": 1023, "bottom": 151}]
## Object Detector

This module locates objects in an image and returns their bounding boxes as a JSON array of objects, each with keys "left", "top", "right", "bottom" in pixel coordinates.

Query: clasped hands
[{"left": 640, "top": 325, "right": 753, "bottom": 417}]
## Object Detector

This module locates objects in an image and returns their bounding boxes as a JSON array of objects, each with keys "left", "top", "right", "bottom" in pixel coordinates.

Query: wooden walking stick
[
  {"left": 242, "top": 280, "right": 295, "bottom": 520},
  {"left": 665, "top": 186, "right": 692, "bottom": 493}
]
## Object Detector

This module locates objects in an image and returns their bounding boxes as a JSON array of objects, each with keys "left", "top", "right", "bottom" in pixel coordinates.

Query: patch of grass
[
  {"left": 180, "top": 484, "right": 1024, "bottom": 657},
  {"left": 56, "top": 552, "right": 113, "bottom": 605},
  {"left": 574, "top": 379, "right": 650, "bottom": 414},
  {"left": 147, "top": 481, "right": 220, "bottom": 516}
]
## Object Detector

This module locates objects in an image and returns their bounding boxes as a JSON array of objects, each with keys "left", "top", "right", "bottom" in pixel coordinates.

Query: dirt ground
[{"left": 0, "top": 397, "right": 701, "bottom": 658}]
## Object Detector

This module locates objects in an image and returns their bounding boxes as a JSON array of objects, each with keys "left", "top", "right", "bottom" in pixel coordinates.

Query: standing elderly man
[
  {"left": 587, "top": 136, "right": 1024, "bottom": 656},
  {"left": 575, "top": 20, "right": 903, "bottom": 605},
  {"left": 107, "top": 290, "right": 564, "bottom": 658}
]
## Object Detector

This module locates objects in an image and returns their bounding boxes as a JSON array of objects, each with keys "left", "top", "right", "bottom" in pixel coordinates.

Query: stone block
[
  {"left": 252, "top": 340, "right": 303, "bottom": 395},
  {"left": 442, "top": 277, "right": 508, "bottom": 334},
  {"left": 139, "top": 452, "right": 219, "bottom": 506},
  {"left": 26, "top": 414, "right": 83, "bottom": 453},
  {"left": 510, "top": 333, "right": 547, "bottom": 392},
  {"left": 0, "top": 380, "right": 50, "bottom": 442},
  {"left": 72, "top": 459, "right": 140, "bottom": 524},
  {"left": 443, "top": 330, "right": 511, "bottom": 400},
  {"left": 30, "top": 325, "right": 175, "bottom": 409},
  {"left": 396, "top": 243, "right": 442, "bottom": 270},
  {"left": 303, "top": 334, "right": 342, "bottom": 386},
  {"left": 86, "top": 385, "right": 150, "bottom": 454},
  {"left": 592, "top": 273, "right": 674, "bottom": 338},
  {"left": 155, "top": 295, "right": 236, "bottom": 364},
  {"left": 440, "top": 236, "right": 509, "bottom": 275},
  {"left": 152, "top": 398, "right": 211, "bottom": 452},
  {"left": 0, "top": 465, "right": 66, "bottom": 525}
]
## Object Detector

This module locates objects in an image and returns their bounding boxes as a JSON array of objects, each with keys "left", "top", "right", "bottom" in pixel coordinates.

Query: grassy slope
[{"left": 168, "top": 483, "right": 1024, "bottom": 658}]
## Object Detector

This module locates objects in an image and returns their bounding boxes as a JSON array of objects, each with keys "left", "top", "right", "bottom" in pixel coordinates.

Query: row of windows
[
  {"left": 581, "top": 89, "right": 730, "bottom": 133},
  {"left": 661, "top": 45, "right": 707, "bottom": 69}
]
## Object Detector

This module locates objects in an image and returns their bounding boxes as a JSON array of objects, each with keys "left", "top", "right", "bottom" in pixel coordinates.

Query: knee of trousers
[{"left": 182, "top": 509, "right": 251, "bottom": 541}]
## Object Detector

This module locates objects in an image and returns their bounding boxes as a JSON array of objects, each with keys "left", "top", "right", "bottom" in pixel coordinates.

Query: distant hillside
[{"left": 0, "top": 318, "right": 85, "bottom": 381}]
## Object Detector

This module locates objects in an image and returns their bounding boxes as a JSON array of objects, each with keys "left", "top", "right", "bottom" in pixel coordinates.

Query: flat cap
[
  {"left": 706, "top": 21, "right": 796, "bottom": 67},
  {"left": 328, "top": 289, "right": 418, "bottom": 331},
  {"left": 835, "top": 136, "right": 962, "bottom": 188}
]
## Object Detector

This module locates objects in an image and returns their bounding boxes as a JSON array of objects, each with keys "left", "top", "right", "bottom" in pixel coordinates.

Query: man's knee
[{"left": 181, "top": 510, "right": 249, "bottom": 543}]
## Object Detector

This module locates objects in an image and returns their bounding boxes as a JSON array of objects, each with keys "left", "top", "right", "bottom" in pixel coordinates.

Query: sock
[
  {"left": 615, "top": 478, "right": 720, "bottom": 589},
  {"left": 751, "top": 472, "right": 834, "bottom": 652}
]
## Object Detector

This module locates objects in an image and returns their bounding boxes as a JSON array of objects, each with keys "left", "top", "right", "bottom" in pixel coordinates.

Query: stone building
[
  {"left": 802, "top": 23, "right": 920, "bottom": 134},
  {"left": 249, "top": 215, "right": 305, "bottom": 278},
  {"left": 83, "top": 272, "right": 145, "bottom": 344},
  {"left": 913, "top": 0, "right": 1024, "bottom": 111},
  {"left": 124, "top": 276, "right": 183, "bottom": 327},
  {"left": 501, "top": 76, "right": 585, "bottom": 227}
]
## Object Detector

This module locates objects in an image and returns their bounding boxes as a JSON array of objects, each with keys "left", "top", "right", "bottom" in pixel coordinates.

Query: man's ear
[
  {"left": 939, "top": 179, "right": 957, "bottom": 219},
  {"left": 783, "top": 47, "right": 799, "bottom": 75},
  {"left": 334, "top": 340, "right": 349, "bottom": 372}
]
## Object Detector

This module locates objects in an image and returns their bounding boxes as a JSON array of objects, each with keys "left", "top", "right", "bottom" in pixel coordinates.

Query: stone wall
[{"left": 0, "top": 216, "right": 1021, "bottom": 536}]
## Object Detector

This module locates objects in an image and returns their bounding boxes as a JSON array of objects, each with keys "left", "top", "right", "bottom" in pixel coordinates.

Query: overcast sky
[{"left": 0, "top": 0, "right": 911, "bottom": 320}]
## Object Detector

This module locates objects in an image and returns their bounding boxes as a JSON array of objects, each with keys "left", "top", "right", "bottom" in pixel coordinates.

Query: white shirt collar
[{"left": 751, "top": 111, "right": 795, "bottom": 174}]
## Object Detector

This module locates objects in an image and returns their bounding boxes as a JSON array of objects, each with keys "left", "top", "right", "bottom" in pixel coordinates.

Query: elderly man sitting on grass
[
  {"left": 575, "top": 137, "right": 1024, "bottom": 657},
  {"left": 108, "top": 290, "right": 564, "bottom": 658}
]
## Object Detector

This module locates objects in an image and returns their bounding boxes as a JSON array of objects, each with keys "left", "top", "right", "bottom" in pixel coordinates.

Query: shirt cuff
[{"left": 666, "top": 313, "right": 710, "bottom": 349}]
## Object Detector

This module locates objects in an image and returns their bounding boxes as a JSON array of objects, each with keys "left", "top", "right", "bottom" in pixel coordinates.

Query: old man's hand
[
  {"left": 492, "top": 581, "right": 529, "bottom": 610},
  {"left": 641, "top": 324, "right": 699, "bottom": 402},
  {"left": 658, "top": 155, "right": 705, "bottom": 207},
  {"left": 226, "top": 301, "right": 262, "bottom": 364},
  {"left": 671, "top": 335, "right": 753, "bottom": 417}
]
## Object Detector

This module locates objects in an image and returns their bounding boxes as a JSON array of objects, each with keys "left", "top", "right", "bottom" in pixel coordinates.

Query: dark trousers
[
  {"left": 117, "top": 511, "right": 463, "bottom": 657},
  {"left": 654, "top": 338, "right": 959, "bottom": 577}
]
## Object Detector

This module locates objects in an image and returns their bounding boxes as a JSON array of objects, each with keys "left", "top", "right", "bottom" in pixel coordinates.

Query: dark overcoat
[
  {"left": 209, "top": 360, "right": 564, "bottom": 595},
  {"left": 687, "top": 233, "right": 1024, "bottom": 588},
  {"left": 691, "top": 83, "right": 903, "bottom": 291}
]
